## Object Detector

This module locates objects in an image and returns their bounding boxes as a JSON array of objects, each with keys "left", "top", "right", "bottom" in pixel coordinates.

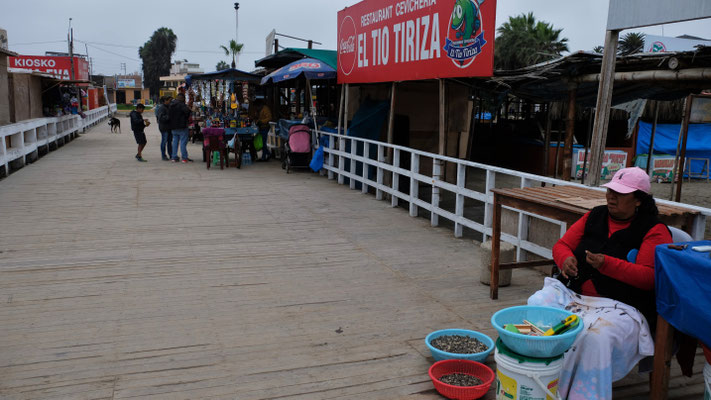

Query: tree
[
  {"left": 618, "top": 32, "right": 645, "bottom": 55},
  {"left": 494, "top": 12, "right": 568, "bottom": 70},
  {"left": 139, "top": 27, "right": 177, "bottom": 99},
  {"left": 216, "top": 61, "right": 230, "bottom": 71},
  {"left": 592, "top": 45, "right": 604, "bottom": 54},
  {"left": 220, "top": 40, "right": 244, "bottom": 69}
]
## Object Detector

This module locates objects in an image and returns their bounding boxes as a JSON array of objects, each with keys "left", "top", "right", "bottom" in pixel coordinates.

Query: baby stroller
[{"left": 282, "top": 124, "right": 312, "bottom": 173}]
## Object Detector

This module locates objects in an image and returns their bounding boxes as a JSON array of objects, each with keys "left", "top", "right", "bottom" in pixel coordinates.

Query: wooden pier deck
[{"left": 0, "top": 123, "right": 705, "bottom": 399}]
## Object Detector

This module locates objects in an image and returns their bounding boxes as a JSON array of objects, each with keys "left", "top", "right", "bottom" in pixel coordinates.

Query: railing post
[
  {"left": 362, "top": 142, "right": 370, "bottom": 193},
  {"left": 516, "top": 178, "right": 534, "bottom": 261},
  {"left": 391, "top": 149, "right": 400, "bottom": 208},
  {"left": 328, "top": 133, "right": 335, "bottom": 180},
  {"left": 409, "top": 153, "right": 420, "bottom": 217},
  {"left": 431, "top": 158, "right": 442, "bottom": 226},
  {"left": 454, "top": 163, "right": 466, "bottom": 237},
  {"left": 376, "top": 145, "right": 384, "bottom": 200},
  {"left": 338, "top": 135, "right": 345, "bottom": 185},
  {"left": 483, "top": 170, "right": 496, "bottom": 242},
  {"left": 350, "top": 138, "right": 357, "bottom": 190}
]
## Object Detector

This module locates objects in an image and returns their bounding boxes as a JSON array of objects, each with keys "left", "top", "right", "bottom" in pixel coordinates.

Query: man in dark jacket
[
  {"left": 129, "top": 103, "right": 148, "bottom": 162},
  {"left": 155, "top": 96, "right": 172, "bottom": 160},
  {"left": 169, "top": 94, "right": 192, "bottom": 163}
]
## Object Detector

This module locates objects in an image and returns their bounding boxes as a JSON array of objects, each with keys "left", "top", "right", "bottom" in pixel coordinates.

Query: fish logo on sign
[{"left": 444, "top": 0, "right": 486, "bottom": 68}]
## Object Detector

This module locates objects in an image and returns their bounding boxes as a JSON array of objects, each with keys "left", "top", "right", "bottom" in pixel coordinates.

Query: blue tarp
[
  {"left": 345, "top": 100, "right": 390, "bottom": 188},
  {"left": 655, "top": 241, "right": 711, "bottom": 348},
  {"left": 636, "top": 121, "right": 711, "bottom": 174}
]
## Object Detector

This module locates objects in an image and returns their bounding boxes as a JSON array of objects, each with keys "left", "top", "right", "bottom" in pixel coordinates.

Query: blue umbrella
[{"left": 260, "top": 58, "right": 336, "bottom": 85}]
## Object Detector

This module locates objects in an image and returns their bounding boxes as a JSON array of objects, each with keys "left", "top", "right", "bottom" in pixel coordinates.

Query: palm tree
[
  {"left": 139, "top": 27, "right": 177, "bottom": 98},
  {"left": 494, "top": 12, "right": 568, "bottom": 70},
  {"left": 220, "top": 40, "right": 244, "bottom": 69},
  {"left": 216, "top": 61, "right": 230, "bottom": 71},
  {"left": 592, "top": 45, "right": 604, "bottom": 54},
  {"left": 618, "top": 32, "right": 645, "bottom": 55}
]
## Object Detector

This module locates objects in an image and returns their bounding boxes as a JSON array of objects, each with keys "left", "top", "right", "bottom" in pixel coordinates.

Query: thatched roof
[{"left": 472, "top": 46, "right": 711, "bottom": 108}]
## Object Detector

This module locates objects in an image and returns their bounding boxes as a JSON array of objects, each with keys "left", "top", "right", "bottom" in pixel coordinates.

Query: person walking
[
  {"left": 155, "top": 96, "right": 173, "bottom": 161},
  {"left": 253, "top": 99, "right": 272, "bottom": 161},
  {"left": 129, "top": 103, "right": 149, "bottom": 162},
  {"left": 169, "top": 93, "right": 192, "bottom": 163}
]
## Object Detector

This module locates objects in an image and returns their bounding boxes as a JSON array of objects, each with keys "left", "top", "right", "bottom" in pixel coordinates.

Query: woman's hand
[
  {"left": 560, "top": 256, "right": 578, "bottom": 278},
  {"left": 585, "top": 250, "right": 605, "bottom": 269}
]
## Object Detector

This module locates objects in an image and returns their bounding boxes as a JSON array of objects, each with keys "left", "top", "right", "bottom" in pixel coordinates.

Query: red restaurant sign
[
  {"left": 8, "top": 55, "right": 90, "bottom": 81},
  {"left": 337, "top": 0, "right": 496, "bottom": 83}
]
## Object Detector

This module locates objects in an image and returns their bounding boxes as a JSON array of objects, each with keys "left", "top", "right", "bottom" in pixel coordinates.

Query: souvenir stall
[
  {"left": 259, "top": 58, "right": 337, "bottom": 160},
  {"left": 186, "top": 69, "right": 262, "bottom": 168}
]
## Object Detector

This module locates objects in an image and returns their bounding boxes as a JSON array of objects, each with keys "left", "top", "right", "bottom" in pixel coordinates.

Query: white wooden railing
[
  {"left": 0, "top": 104, "right": 117, "bottom": 174},
  {"left": 319, "top": 132, "right": 711, "bottom": 261}
]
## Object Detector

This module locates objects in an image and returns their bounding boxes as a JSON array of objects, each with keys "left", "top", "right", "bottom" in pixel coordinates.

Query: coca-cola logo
[{"left": 338, "top": 16, "right": 357, "bottom": 76}]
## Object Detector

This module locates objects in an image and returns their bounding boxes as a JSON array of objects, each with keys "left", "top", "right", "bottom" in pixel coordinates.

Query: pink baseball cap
[{"left": 601, "top": 167, "right": 651, "bottom": 194}]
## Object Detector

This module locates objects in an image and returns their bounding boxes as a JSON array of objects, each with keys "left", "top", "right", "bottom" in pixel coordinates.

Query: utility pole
[
  {"left": 120, "top": 63, "right": 126, "bottom": 76},
  {"left": 68, "top": 18, "right": 75, "bottom": 80},
  {"left": 234, "top": 3, "right": 240, "bottom": 67}
]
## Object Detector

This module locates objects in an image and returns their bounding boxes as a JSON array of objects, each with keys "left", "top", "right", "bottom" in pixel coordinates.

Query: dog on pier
[{"left": 108, "top": 116, "right": 121, "bottom": 133}]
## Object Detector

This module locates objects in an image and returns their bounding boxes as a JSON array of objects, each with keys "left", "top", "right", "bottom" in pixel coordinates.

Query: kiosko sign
[
  {"left": 8, "top": 55, "right": 90, "bottom": 81},
  {"left": 337, "top": 0, "right": 496, "bottom": 83}
]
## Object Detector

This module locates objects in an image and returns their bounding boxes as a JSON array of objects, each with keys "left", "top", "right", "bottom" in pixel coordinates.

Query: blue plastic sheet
[
  {"left": 636, "top": 122, "right": 711, "bottom": 175},
  {"left": 310, "top": 136, "right": 328, "bottom": 172},
  {"left": 655, "top": 240, "right": 711, "bottom": 348}
]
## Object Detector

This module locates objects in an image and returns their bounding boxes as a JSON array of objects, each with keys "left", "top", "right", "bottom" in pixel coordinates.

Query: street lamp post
[{"left": 234, "top": 3, "right": 239, "bottom": 68}]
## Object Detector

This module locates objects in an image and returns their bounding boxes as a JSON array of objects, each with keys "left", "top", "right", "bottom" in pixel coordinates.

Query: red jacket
[{"left": 553, "top": 212, "right": 672, "bottom": 296}]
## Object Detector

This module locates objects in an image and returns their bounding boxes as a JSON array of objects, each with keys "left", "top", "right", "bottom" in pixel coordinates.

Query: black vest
[{"left": 558, "top": 205, "right": 665, "bottom": 326}]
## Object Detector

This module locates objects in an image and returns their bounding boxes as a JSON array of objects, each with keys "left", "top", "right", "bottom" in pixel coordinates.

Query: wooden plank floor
[{"left": 0, "top": 122, "right": 705, "bottom": 399}]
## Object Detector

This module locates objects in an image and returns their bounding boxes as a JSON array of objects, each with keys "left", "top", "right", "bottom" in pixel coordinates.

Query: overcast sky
[{"left": 3, "top": 0, "right": 710, "bottom": 76}]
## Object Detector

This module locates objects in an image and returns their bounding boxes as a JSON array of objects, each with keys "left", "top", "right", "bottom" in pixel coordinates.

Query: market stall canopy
[
  {"left": 260, "top": 58, "right": 336, "bottom": 85},
  {"left": 473, "top": 46, "right": 711, "bottom": 107},
  {"left": 186, "top": 68, "right": 260, "bottom": 86},
  {"left": 255, "top": 48, "right": 337, "bottom": 70}
]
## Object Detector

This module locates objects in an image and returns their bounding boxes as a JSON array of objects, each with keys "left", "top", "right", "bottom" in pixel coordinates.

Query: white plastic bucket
[
  {"left": 495, "top": 347, "right": 563, "bottom": 400},
  {"left": 704, "top": 362, "right": 710, "bottom": 400}
]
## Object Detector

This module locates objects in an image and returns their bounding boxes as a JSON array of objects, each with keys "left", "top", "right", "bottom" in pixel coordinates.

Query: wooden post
[
  {"left": 645, "top": 100, "right": 659, "bottom": 174},
  {"left": 490, "top": 193, "right": 502, "bottom": 300},
  {"left": 650, "top": 316, "right": 675, "bottom": 400},
  {"left": 581, "top": 109, "right": 594, "bottom": 184},
  {"left": 337, "top": 84, "right": 345, "bottom": 135},
  {"left": 554, "top": 120, "right": 563, "bottom": 179},
  {"left": 543, "top": 103, "right": 552, "bottom": 177},
  {"left": 587, "top": 30, "right": 620, "bottom": 186},
  {"left": 674, "top": 95, "right": 693, "bottom": 202},
  {"left": 562, "top": 86, "right": 577, "bottom": 181},
  {"left": 344, "top": 84, "right": 349, "bottom": 136},
  {"left": 435, "top": 79, "right": 445, "bottom": 213},
  {"left": 385, "top": 82, "right": 397, "bottom": 192},
  {"left": 387, "top": 82, "right": 396, "bottom": 147},
  {"left": 439, "top": 79, "right": 446, "bottom": 155},
  {"left": 670, "top": 96, "right": 690, "bottom": 200}
]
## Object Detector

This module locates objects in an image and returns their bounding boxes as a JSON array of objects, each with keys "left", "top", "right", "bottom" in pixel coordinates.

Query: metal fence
[
  {"left": 0, "top": 104, "right": 117, "bottom": 174},
  {"left": 318, "top": 131, "right": 711, "bottom": 261}
]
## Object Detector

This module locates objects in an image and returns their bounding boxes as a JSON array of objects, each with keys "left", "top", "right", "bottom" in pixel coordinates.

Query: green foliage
[
  {"left": 139, "top": 27, "right": 177, "bottom": 99},
  {"left": 220, "top": 40, "right": 244, "bottom": 69},
  {"left": 592, "top": 45, "right": 604, "bottom": 54},
  {"left": 216, "top": 61, "right": 230, "bottom": 71},
  {"left": 618, "top": 32, "right": 645, "bottom": 55},
  {"left": 494, "top": 12, "right": 568, "bottom": 70}
]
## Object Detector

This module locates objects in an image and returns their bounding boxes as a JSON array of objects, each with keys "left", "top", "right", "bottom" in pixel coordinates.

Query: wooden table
[{"left": 489, "top": 184, "right": 702, "bottom": 400}]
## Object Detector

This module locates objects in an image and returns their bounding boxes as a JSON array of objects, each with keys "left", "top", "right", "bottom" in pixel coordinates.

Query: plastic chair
[
  {"left": 203, "top": 135, "right": 227, "bottom": 170},
  {"left": 626, "top": 226, "right": 693, "bottom": 262}
]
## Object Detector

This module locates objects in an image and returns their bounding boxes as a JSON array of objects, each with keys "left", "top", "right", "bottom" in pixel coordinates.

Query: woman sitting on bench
[{"left": 528, "top": 167, "right": 672, "bottom": 400}]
